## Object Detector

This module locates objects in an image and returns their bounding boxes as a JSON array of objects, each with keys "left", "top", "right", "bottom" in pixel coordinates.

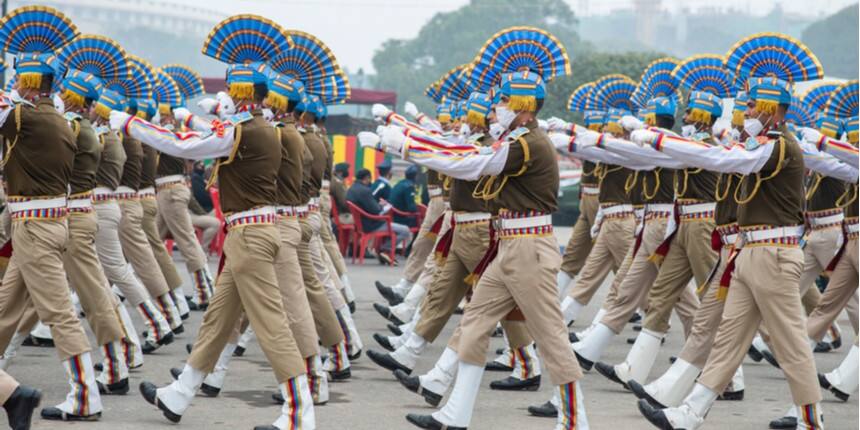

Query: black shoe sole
[
  {"left": 140, "top": 382, "right": 181, "bottom": 423},
  {"left": 637, "top": 399, "right": 674, "bottom": 430},
  {"left": 40, "top": 408, "right": 101, "bottom": 422},
  {"left": 747, "top": 345, "right": 763, "bottom": 362},
  {"left": 489, "top": 376, "right": 541, "bottom": 391},
  {"left": 367, "top": 350, "right": 411, "bottom": 374},
  {"left": 200, "top": 383, "right": 220, "bottom": 397},
  {"left": 97, "top": 379, "right": 130, "bottom": 395},
  {"left": 718, "top": 390, "right": 744, "bottom": 401},
  {"left": 373, "top": 333, "right": 395, "bottom": 352},
  {"left": 594, "top": 362, "right": 627, "bottom": 389},
  {"left": 387, "top": 324, "right": 403, "bottom": 336},
  {"left": 484, "top": 362, "right": 514, "bottom": 372},
  {"left": 394, "top": 369, "right": 442, "bottom": 407},
  {"left": 527, "top": 403, "right": 557, "bottom": 418},
  {"left": 574, "top": 351, "right": 593, "bottom": 372},
  {"left": 628, "top": 380, "right": 666, "bottom": 409}
]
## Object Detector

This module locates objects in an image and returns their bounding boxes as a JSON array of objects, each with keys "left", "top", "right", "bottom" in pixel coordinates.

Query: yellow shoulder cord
[
  {"left": 71, "top": 120, "right": 81, "bottom": 140},
  {"left": 1, "top": 105, "right": 22, "bottom": 167},
  {"left": 643, "top": 168, "right": 661, "bottom": 200},
  {"left": 735, "top": 137, "right": 786, "bottom": 204},
  {"left": 836, "top": 183, "right": 858, "bottom": 208},
  {"left": 804, "top": 173, "right": 824, "bottom": 201},
  {"left": 624, "top": 170, "right": 639, "bottom": 194},
  {"left": 714, "top": 173, "right": 734, "bottom": 202},
  {"left": 442, "top": 175, "right": 453, "bottom": 191},
  {"left": 206, "top": 124, "right": 243, "bottom": 189},
  {"left": 675, "top": 169, "right": 690, "bottom": 198},
  {"left": 581, "top": 162, "right": 598, "bottom": 177},
  {"left": 473, "top": 135, "right": 531, "bottom": 201}
]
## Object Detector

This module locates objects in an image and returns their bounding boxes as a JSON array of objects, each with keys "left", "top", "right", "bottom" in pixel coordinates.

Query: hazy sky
[{"left": 172, "top": 0, "right": 857, "bottom": 72}]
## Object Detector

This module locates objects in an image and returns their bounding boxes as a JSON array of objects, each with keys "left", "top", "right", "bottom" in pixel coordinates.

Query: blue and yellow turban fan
[
  {"left": 824, "top": 80, "right": 858, "bottom": 144},
  {"left": 634, "top": 57, "right": 680, "bottom": 126},
  {"left": 56, "top": 34, "right": 129, "bottom": 118},
  {"left": 590, "top": 75, "right": 636, "bottom": 135},
  {"left": 672, "top": 54, "right": 738, "bottom": 125}
]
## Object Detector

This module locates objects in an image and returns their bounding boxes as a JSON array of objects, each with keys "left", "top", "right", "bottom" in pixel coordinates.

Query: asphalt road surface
[{"left": 6, "top": 227, "right": 857, "bottom": 429}]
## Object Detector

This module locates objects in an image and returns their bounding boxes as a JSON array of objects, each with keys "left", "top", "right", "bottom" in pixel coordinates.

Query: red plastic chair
[
  {"left": 330, "top": 195, "right": 355, "bottom": 255},
  {"left": 388, "top": 206, "right": 422, "bottom": 255},
  {"left": 347, "top": 201, "right": 396, "bottom": 265},
  {"left": 208, "top": 187, "right": 226, "bottom": 256}
]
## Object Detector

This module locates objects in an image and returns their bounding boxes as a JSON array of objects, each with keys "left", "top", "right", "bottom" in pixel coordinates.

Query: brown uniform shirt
[
  {"left": 217, "top": 111, "right": 281, "bottom": 214},
  {"left": 157, "top": 153, "right": 186, "bottom": 178},
  {"left": 642, "top": 167, "right": 676, "bottom": 205},
  {"left": 95, "top": 130, "right": 127, "bottom": 190},
  {"left": 844, "top": 184, "right": 858, "bottom": 219},
  {"left": 715, "top": 173, "right": 742, "bottom": 226},
  {"left": 0, "top": 98, "right": 76, "bottom": 197},
  {"left": 300, "top": 128, "right": 327, "bottom": 200},
  {"left": 580, "top": 161, "right": 599, "bottom": 187},
  {"left": 276, "top": 118, "right": 305, "bottom": 206},
  {"left": 119, "top": 136, "right": 143, "bottom": 190},
  {"left": 675, "top": 136, "right": 718, "bottom": 202},
  {"left": 737, "top": 129, "right": 805, "bottom": 227},
  {"left": 483, "top": 119, "right": 558, "bottom": 213},
  {"left": 806, "top": 174, "right": 846, "bottom": 212},
  {"left": 598, "top": 163, "right": 634, "bottom": 205},
  {"left": 68, "top": 117, "right": 101, "bottom": 195},
  {"left": 140, "top": 145, "right": 158, "bottom": 189}
]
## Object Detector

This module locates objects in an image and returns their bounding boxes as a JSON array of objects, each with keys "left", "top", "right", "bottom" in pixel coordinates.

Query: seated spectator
[
  {"left": 331, "top": 162, "right": 353, "bottom": 225},
  {"left": 389, "top": 165, "right": 419, "bottom": 227},
  {"left": 188, "top": 196, "right": 220, "bottom": 251},
  {"left": 347, "top": 168, "right": 411, "bottom": 265},
  {"left": 191, "top": 161, "right": 214, "bottom": 213},
  {"left": 371, "top": 159, "right": 392, "bottom": 201}
]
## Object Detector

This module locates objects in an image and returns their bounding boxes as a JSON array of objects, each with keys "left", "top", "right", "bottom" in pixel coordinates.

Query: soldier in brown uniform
[
  {"left": 366, "top": 68, "right": 589, "bottom": 429},
  {"left": 120, "top": 50, "right": 314, "bottom": 427},
  {"left": 367, "top": 92, "right": 541, "bottom": 395},
  {"left": 0, "top": 47, "right": 103, "bottom": 420},
  {"left": 637, "top": 70, "right": 825, "bottom": 429}
]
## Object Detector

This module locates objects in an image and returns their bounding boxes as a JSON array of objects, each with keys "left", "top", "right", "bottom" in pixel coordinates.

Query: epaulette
[
  {"left": 506, "top": 127, "right": 530, "bottom": 142},
  {"left": 64, "top": 112, "right": 82, "bottom": 122},
  {"left": 95, "top": 126, "right": 110, "bottom": 136},
  {"left": 226, "top": 111, "right": 253, "bottom": 126}
]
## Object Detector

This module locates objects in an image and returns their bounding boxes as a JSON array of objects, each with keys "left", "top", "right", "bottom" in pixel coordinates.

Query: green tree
[{"left": 802, "top": 4, "right": 859, "bottom": 79}]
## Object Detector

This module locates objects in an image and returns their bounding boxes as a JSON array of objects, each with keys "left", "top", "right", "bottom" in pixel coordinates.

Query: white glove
[
  {"left": 381, "top": 203, "right": 393, "bottom": 213},
  {"left": 172, "top": 107, "right": 192, "bottom": 125},
  {"left": 630, "top": 129, "right": 660, "bottom": 147},
  {"left": 404, "top": 101, "right": 419, "bottom": 118},
  {"left": 547, "top": 117, "right": 571, "bottom": 132},
  {"left": 459, "top": 123, "right": 471, "bottom": 136},
  {"left": 197, "top": 97, "right": 219, "bottom": 115},
  {"left": 620, "top": 115, "right": 644, "bottom": 132},
  {"left": 357, "top": 131, "right": 381, "bottom": 150},
  {"left": 549, "top": 132, "right": 573, "bottom": 152},
  {"left": 800, "top": 127, "right": 823, "bottom": 144},
  {"left": 372, "top": 103, "right": 391, "bottom": 120},
  {"left": 575, "top": 129, "right": 600, "bottom": 149},
  {"left": 261, "top": 108, "right": 274, "bottom": 122},
  {"left": 538, "top": 119, "right": 548, "bottom": 131},
  {"left": 215, "top": 91, "right": 235, "bottom": 118},
  {"left": 489, "top": 123, "right": 505, "bottom": 140},
  {"left": 380, "top": 125, "right": 407, "bottom": 153},
  {"left": 53, "top": 94, "right": 65, "bottom": 114},
  {"left": 109, "top": 111, "right": 132, "bottom": 132}
]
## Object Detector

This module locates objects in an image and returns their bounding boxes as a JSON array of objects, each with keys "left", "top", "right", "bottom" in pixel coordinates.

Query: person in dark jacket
[
  {"left": 389, "top": 165, "right": 419, "bottom": 227},
  {"left": 347, "top": 168, "right": 411, "bottom": 265},
  {"left": 190, "top": 161, "right": 214, "bottom": 213},
  {"left": 371, "top": 159, "right": 393, "bottom": 201}
]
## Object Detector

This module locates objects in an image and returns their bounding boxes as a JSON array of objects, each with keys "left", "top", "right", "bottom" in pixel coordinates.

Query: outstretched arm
[
  {"left": 111, "top": 111, "right": 234, "bottom": 161},
  {"left": 634, "top": 129, "right": 773, "bottom": 175},
  {"left": 800, "top": 141, "right": 859, "bottom": 182}
]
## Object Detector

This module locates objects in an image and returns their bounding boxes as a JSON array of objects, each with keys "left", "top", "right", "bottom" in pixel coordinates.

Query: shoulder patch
[
  {"left": 226, "top": 111, "right": 253, "bottom": 126},
  {"left": 64, "top": 112, "right": 82, "bottom": 122},
  {"left": 506, "top": 127, "right": 530, "bottom": 142}
]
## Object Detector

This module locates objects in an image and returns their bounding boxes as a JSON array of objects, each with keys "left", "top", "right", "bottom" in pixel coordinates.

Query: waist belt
[
  {"left": 497, "top": 211, "right": 553, "bottom": 238},
  {"left": 295, "top": 205, "right": 311, "bottom": 218},
  {"left": 226, "top": 207, "right": 277, "bottom": 229},
  {"left": 93, "top": 187, "right": 116, "bottom": 202},
  {"left": 428, "top": 187, "right": 443, "bottom": 197},
  {"left": 307, "top": 198, "right": 320, "bottom": 212},
  {"left": 114, "top": 186, "right": 139, "bottom": 201},
  {"left": 8, "top": 196, "right": 68, "bottom": 220},
  {"left": 276, "top": 206, "right": 299, "bottom": 217},
  {"left": 454, "top": 212, "right": 491, "bottom": 224},
  {"left": 740, "top": 225, "right": 804, "bottom": 247},
  {"left": 806, "top": 210, "right": 844, "bottom": 230},
  {"left": 321, "top": 180, "right": 330, "bottom": 190},
  {"left": 645, "top": 203, "right": 673, "bottom": 220},
  {"left": 716, "top": 223, "right": 740, "bottom": 247},
  {"left": 138, "top": 187, "right": 156, "bottom": 199},
  {"left": 678, "top": 202, "right": 715, "bottom": 221},
  {"left": 600, "top": 203, "right": 634, "bottom": 219},
  {"left": 581, "top": 185, "right": 599, "bottom": 195},
  {"left": 156, "top": 175, "right": 185, "bottom": 190},
  {"left": 846, "top": 218, "right": 859, "bottom": 238},
  {"left": 67, "top": 192, "right": 94, "bottom": 213}
]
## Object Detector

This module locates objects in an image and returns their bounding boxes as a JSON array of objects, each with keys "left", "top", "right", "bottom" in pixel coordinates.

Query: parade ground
[{"left": 9, "top": 227, "right": 859, "bottom": 429}]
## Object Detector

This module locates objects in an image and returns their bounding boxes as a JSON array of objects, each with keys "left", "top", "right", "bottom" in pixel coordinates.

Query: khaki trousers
[
  {"left": 0, "top": 219, "right": 90, "bottom": 359},
  {"left": 188, "top": 224, "right": 305, "bottom": 383},
  {"left": 118, "top": 199, "right": 170, "bottom": 298},
  {"left": 156, "top": 185, "right": 207, "bottom": 273},
  {"left": 276, "top": 216, "right": 319, "bottom": 358},
  {"left": 307, "top": 212, "right": 346, "bottom": 309},
  {"left": 799, "top": 228, "right": 842, "bottom": 305},
  {"left": 298, "top": 216, "right": 344, "bottom": 347},
  {"left": 808, "top": 238, "right": 859, "bottom": 340},
  {"left": 93, "top": 201, "right": 150, "bottom": 306},
  {"left": 190, "top": 211, "right": 220, "bottom": 252},
  {"left": 569, "top": 216, "right": 635, "bottom": 306},
  {"left": 64, "top": 212, "right": 125, "bottom": 346},
  {"left": 677, "top": 246, "right": 731, "bottom": 368},
  {"left": 141, "top": 197, "right": 183, "bottom": 291},
  {"left": 319, "top": 189, "right": 348, "bottom": 278},
  {"left": 0, "top": 369, "right": 19, "bottom": 405},
  {"left": 698, "top": 245, "right": 821, "bottom": 405},
  {"left": 560, "top": 194, "right": 599, "bottom": 277},
  {"left": 457, "top": 234, "right": 581, "bottom": 385},
  {"left": 403, "top": 196, "right": 447, "bottom": 283},
  {"left": 642, "top": 220, "right": 717, "bottom": 333},
  {"left": 414, "top": 221, "right": 490, "bottom": 342},
  {"left": 410, "top": 210, "right": 453, "bottom": 294},
  {"left": 601, "top": 217, "right": 669, "bottom": 333}
]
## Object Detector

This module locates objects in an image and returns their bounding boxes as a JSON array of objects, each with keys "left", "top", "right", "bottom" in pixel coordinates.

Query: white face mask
[
  {"left": 53, "top": 94, "right": 65, "bottom": 114},
  {"left": 681, "top": 124, "right": 697, "bottom": 138},
  {"left": 489, "top": 123, "right": 504, "bottom": 140},
  {"left": 495, "top": 105, "right": 517, "bottom": 130},
  {"left": 743, "top": 117, "right": 764, "bottom": 137}
]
